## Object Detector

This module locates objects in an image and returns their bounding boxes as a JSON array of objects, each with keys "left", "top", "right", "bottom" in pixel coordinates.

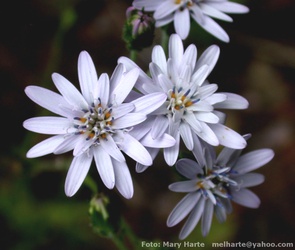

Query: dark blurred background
[{"left": 0, "top": 0, "right": 294, "bottom": 249}]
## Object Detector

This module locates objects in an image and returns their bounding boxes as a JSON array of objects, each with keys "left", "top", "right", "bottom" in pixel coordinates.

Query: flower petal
[
  {"left": 93, "top": 146, "right": 115, "bottom": 189},
  {"left": 112, "top": 159, "right": 134, "bottom": 199},
  {"left": 210, "top": 2, "right": 249, "bottom": 14},
  {"left": 164, "top": 129, "right": 180, "bottom": 166},
  {"left": 231, "top": 188, "right": 261, "bottom": 208},
  {"left": 201, "top": 199, "right": 214, "bottom": 236},
  {"left": 78, "top": 51, "right": 98, "bottom": 105},
  {"left": 54, "top": 134, "right": 81, "bottom": 154},
  {"left": 95, "top": 73, "right": 110, "bottom": 107},
  {"left": 23, "top": 117, "right": 73, "bottom": 134},
  {"left": 111, "top": 103, "right": 135, "bottom": 119},
  {"left": 194, "top": 45, "right": 220, "bottom": 75},
  {"left": 65, "top": 153, "right": 93, "bottom": 197},
  {"left": 100, "top": 134, "right": 125, "bottom": 162},
  {"left": 169, "top": 34, "right": 183, "bottom": 69},
  {"left": 169, "top": 180, "right": 198, "bottom": 193},
  {"left": 151, "top": 115, "right": 169, "bottom": 139},
  {"left": 167, "top": 192, "right": 201, "bottom": 227},
  {"left": 154, "top": 1, "right": 179, "bottom": 19},
  {"left": 140, "top": 132, "right": 175, "bottom": 148},
  {"left": 179, "top": 122, "right": 194, "bottom": 150},
  {"left": 133, "top": 0, "right": 160, "bottom": 11},
  {"left": 112, "top": 113, "right": 146, "bottom": 129},
  {"left": 25, "top": 86, "right": 70, "bottom": 117},
  {"left": 174, "top": 8, "right": 190, "bottom": 40},
  {"left": 233, "top": 173, "right": 265, "bottom": 188},
  {"left": 26, "top": 135, "right": 65, "bottom": 158},
  {"left": 176, "top": 158, "right": 203, "bottom": 179},
  {"left": 152, "top": 45, "right": 167, "bottom": 75},
  {"left": 200, "top": 3, "right": 233, "bottom": 22},
  {"left": 214, "top": 92, "right": 249, "bottom": 109},
  {"left": 233, "top": 149, "right": 274, "bottom": 174}
]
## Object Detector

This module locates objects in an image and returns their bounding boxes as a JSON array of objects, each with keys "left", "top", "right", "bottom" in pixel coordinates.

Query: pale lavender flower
[
  {"left": 23, "top": 51, "right": 173, "bottom": 199},
  {"left": 119, "top": 34, "right": 248, "bottom": 168},
  {"left": 133, "top": 0, "right": 249, "bottom": 41},
  {"left": 167, "top": 134, "right": 274, "bottom": 239}
]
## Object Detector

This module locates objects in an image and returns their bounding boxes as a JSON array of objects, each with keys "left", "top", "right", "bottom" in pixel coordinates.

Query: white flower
[
  {"left": 23, "top": 51, "right": 171, "bottom": 199},
  {"left": 119, "top": 34, "right": 248, "bottom": 168},
  {"left": 167, "top": 134, "right": 275, "bottom": 239},
  {"left": 133, "top": 0, "right": 249, "bottom": 41}
]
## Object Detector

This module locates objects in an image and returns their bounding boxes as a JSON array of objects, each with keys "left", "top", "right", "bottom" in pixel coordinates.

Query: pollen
[
  {"left": 175, "top": 0, "right": 182, "bottom": 4},
  {"left": 185, "top": 101, "right": 193, "bottom": 107},
  {"left": 197, "top": 181, "right": 204, "bottom": 189},
  {"left": 105, "top": 112, "right": 111, "bottom": 119},
  {"left": 80, "top": 117, "right": 87, "bottom": 123}
]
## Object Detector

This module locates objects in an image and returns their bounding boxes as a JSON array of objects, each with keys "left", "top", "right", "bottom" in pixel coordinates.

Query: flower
[
  {"left": 23, "top": 51, "right": 173, "bottom": 199},
  {"left": 119, "top": 34, "right": 248, "bottom": 168},
  {"left": 167, "top": 134, "right": 275, "bottom": 239},
  {"left": 132, "top": 0, "right": 249, "bottom": 41}
]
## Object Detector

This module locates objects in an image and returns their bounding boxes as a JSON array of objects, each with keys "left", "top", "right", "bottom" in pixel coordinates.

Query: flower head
[
  {"left": 167, "top": 134, "right": 274, "bottom": 239},
  {"left": 23, "top": 51, "right": 169, "bottom": 199},
  {"left": 133, "top": 0, "right": 249, "bottom": 41},
  {"left": 119, "top": 34, "right": 248, "bottom": 167}
]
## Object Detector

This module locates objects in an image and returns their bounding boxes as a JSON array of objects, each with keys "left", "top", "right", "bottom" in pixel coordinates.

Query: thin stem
[
  {"left": 161, "top": 28, "right": 169, "bottom": 55},
  {"left": 130, "top": 50, "right": 137, "bottom": 62}
]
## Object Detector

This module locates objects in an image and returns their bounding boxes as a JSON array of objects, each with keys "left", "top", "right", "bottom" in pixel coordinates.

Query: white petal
[
  {"left": 100, "top": 134, "right": 125, "bottom": 162},
  {"left": 52, "top": 73, "right": 88, "bottom": 110},
  {"left": 169, "top": 34, "right": 183, "bottom": 69},
  {"left": 151, "top": 115, "right": 169, "bottom": 139},
  {"left": 176, "top": 158, "right": 203, "bottom": 179},
  {"left": 23, "top": 117, "right": 73, "bottom": 134},
  {"left": 179, "top": 197, "right": 205, "bottom": 240},
  {"left": 198, "top": 16, "right": 229, "bottom": 42},
  {"left": 110, "top": 68, "right": 139, "bottom": 105},
  {"left": 210, "top": 2, "right": 249, "bottom": 14},
  {"left": 155, "top": 14, "right": 174, "bottom": 27},
  {"left": 195, "top": 112, "right": 219, "bottom": 124},
  {"left": 169, "top": 180, "right": 198, "bottom": 192},
  {"left": 25, "top": 86, "right": 70, "bottom": 117},
  {"left": 179, "top": 122, "right": 194, "bottom": 150},
  {"left": 198, "top": 84, "right": 218, "bottom": 99},
  {"left": 26, "top": 135, "right": 65, "bottom": 158},
  {"left": 78, "top": 51, "right": 98, "bottom": 105},
  {"left": 158, "top": 74, "right": 173, "bottom": 93},
  {"left": 93, "top": 146, "right": 115, "bottom": 189},
  {"left": 111, "top": 103, "right": 135, "bottom": 119},
  {"left": 174, "top": 8, "right": 190, "bottom": 40},
  {"left": 205, "top": 93, "right": 227, "bottom": 105},
  {"left": 154, "top": 1, "right": 179, "bottom": 19},
  {"left": 112, "top": 159, "right": 134, "bottom": 199},
  {"left": 183, "top": 112, "right": 202, "bottom": 133},
  {"left": 191, "top": 64, "right": 210, "bottom": 88},
  {"left": 65, "top": 153, "right": 92, "bottom": 197},
  {"left": 209, "top": 123, "right": 247, "bottom": 149},
  {"left": 190, "top": 5, "right": 205, "bottom": 24},
  {"left": 167, "top": 192, "right": 201, "bottom": 227},
  {"left": 214, "top": 92, "right": 249, "bottom": 109},
  {"left": 73, "top": 135, "right": 94, "bottom": 156},
  {"left": 112, "top": 113, "right": 146, "bottom": 129},
  {"left": 140, "top": 132, "right": 175, "bottom": 148},
  {"left": 54, "top": 135, "right": 81, "bottom": 154},
  {"left": 152, "top": 45, "right": 167, "bottom": 75},
  {"left": 201, "top": 199, "right": 214, "bottom": 236},
  {"left": 231, "top": 188, "right": 260, "bottom": 208},
  {"left": 95, "top": 73, "right": 110, "bottom": 107},
  {"left": 182, "top": 44, "right": 197, "bottom": 71},
  {"left": 131, "top": 92, "right": 167, "bottom": 115},
  {"left": 196, "top": 122, "right": 219, "bottom": 146},
  {"left": 233, "top": 173, "right": 265, "bottom": 188},
  {"left": 233, "top": 149, "right": 274, "bottom": 174},
  {"left": 200, "top": 3, "right": 233, "bottom": 22},
  {"left": 119, "top": 133, "right": 152, "bottom": 166},
  {"left": 133, "top": 0, "right": 160, "bottom": 11},
  {"left": 128, "top": 116, "right": 154, "bottom": 140},
  {"left": 195, "top": 45, "right": 220, "bottom": 75},
  {"left": 135, "top": 147, "right": 160, "bottom": 173},
  {"left": 164, "top": 130, "right": 180, "bottom": 166},
  {"left": 110, "top": 63, "right": 124, "bottom": 94}
]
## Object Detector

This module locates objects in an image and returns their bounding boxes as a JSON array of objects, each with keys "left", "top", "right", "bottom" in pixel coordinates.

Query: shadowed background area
[{"left": 0, "top": 0, "right": 294, "bottom": 249}]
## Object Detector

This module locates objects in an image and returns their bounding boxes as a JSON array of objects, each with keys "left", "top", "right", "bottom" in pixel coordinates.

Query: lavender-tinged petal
[
  {"left": 111, "top": 103, "right": 135, "bottom": 119},
  {"left": 179, "top": 197, "right": 205, "bottom": 240},
  {"left": 233, "top": 173, "right": 265, "bottom": 188},
  {"left": 179, "top": 122, "right": 194, "bottom": 150},
  {"left": 78, "top": 51, "right": 97, "bottom": 105},
  {"left": 205, "top": 93, "right": 227, "bottom": 105},
  {"left": 110, "top": 63, "right": 124, "bottom": 94},
  {"left": 23, "top": 117, "right": 73, "bottom": 135},
  {"left": 200, "top": 3, "right": 233, "bottom": 22},
  {"left": 194, "top": 112, "right": 219, "bottom": 124},
  {"left": 158, "top": 74, "right": 174, "bottom": 93},
  {"left": 140, "top": 132, "right": 175, "bottom": 148},
  {"left": 164, "top": 130, "right": 180, "bottom": 166},
  {"left": 176, "top": 158, "right": 203, "bottom": 179},
  {"left": 198, "top": 83, "right": 218, "bottom": 99},
  {"left": 136, "top": 147, "right": 160, "bottom": 173},
  {"left": 194, "top": 45, "right": 220, "bottom": 74},
  {"left": 73, "top": 135, "right": 94, "bottom": 157},
  {"left": 93, "top": 146, "right": 115, "bottom": 189},
  {"left": 167, "top": 192, "right": 201, "bottom": 227},
  {"left": 26, "top": 135, "right": 65, "bottom": 158},
  {"left": 233, "top": 149, "right": 274, "bottom": 174},
  {"left": 169, "top": 180, "right": 199, "bottom": 193},
  {"left": 212, "top": 110, "right": 226, "bottom": 124},
  {"left": 125, "top": 90, "right": 143, "bottom": 103},
  {"left": 151, "top": 115, "right": 169, "bottom": 139},
  {"left": 54, "top": 134, "right": 81, "bottom": 154},
  {"left": 182, "top": 44, "right": 197, "bottom": 70},
  {"left": 174, "top": 8, "right": 190, "bottom": 40},
  {"left": 25, "top": 86, "right": 70, "bottom": 117},
  {"left": 100, "top": 134, "right": 125, "bottom": 162},
  {"left": 155, "top": 14, "right": 174, "bottom": 27},
  {"left": 133, "top": 0, "right": 160, "bottom": 11},
  {"left": 112, "top": 113, "right": 146, "bottom": 129},
  {"left": 65, "top": 153, "right": 92, "bottom": 197},
  {"left": 169, "top": 34, "right": 184, "bottom": 69},
  {"left": 214, "top": 92, "right": 249, "bottom": 110},
  {"left": 152, "top": 45, "right": 167, "bottom": 75},
  {"left": 52, "top": 73, "right": 88, "bottom": 109},
  {"left": 231, "top": 188, "right": 261, "bottom": 208},
  {"left": 119, "top": 133, "right": 153, "bottom": 166},
  {"left": 183, "top": 112, "right": 202, "bottom": 133},
  {"left": 131, "top": 93, "right": 167, "bottom": 115},
  {"left": 112, "top": 159, "right": 134, "bottom": 199},
  {"left": 210, "top": 2, "right": 249, "bottom": 14},
  {"left": 154, "top": 1, "right": 179, "bottom": 19},
  {"left": 201, "top": 199, "right": 214, "bottom": 237},
  {"left": 214, "top": 204, "right": 227, "bottom": 223},
  {"left": 192, "top": 133, "right": 206, "bottom": 167},
  {"left": 110, "top": 68, "right": 139, "bottom": 105},
  {"left": 96, "top": 73, "right": 110, "bottom": 107},
  {"left": 216, "top": 147, "right": 243, "bottom": 168},
  {"left": 186, "top": 100, "right": 213, "bottom": 112},
  {"left": 209, "top": 123, "right": 247, "bottom": 149},
  {"left": 190, "top": 5, "right": 205, "bottom": 24}
]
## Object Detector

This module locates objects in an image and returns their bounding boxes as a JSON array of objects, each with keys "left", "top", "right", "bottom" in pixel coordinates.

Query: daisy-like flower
[
  {"left": 167, "top": 134, "right": 275, "bottom": 239},
  {"left": 119, "top": 34, "right": 248, "bottom": 168},
  {"left": 133, "top": 0, "right": 249, "bottom": 41},
  {"left": 23, "top": 51, "right": 174, "bottom": 199}
]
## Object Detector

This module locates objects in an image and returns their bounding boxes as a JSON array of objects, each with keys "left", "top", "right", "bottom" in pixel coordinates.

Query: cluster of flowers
[{"left": 23, "top": 0, "right": 274, "bottom": 240}]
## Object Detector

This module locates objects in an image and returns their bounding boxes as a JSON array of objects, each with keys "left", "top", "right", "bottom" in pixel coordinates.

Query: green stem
[
  {"left": 130, "top": 50, "right": 137, "bottom": 62},
  {"left": 161, "top": 28, "right": 169, "bottom": 55}
]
